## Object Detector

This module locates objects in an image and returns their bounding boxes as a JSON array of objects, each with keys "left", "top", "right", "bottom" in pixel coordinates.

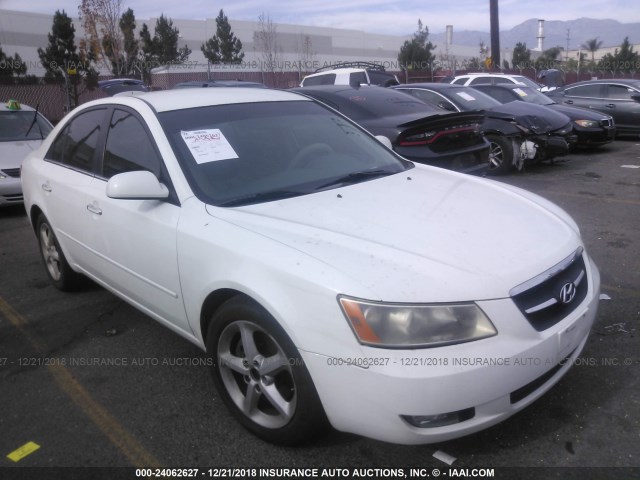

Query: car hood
[
  {"left": 0, "top": 140, "right": 44, "bottom": 169},
  {"left": 205, "top": 166, "right": 580, "bottom": 302},
  {"left": 486, "top": 101, "right": 571, "bottom": 133},
  {"left": 547, "top": 103, "right": 611, "bottom": 121}
]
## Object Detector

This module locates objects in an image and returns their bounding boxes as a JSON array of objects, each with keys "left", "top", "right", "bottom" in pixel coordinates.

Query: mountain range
[{"left": 429, "top": 18, "right": 640, "bottom": 50}]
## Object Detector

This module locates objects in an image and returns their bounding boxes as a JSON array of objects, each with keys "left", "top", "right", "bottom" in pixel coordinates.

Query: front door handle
[
  {"left": 86, "top": 203, "right": 102, "bottom": 215},
  {"left": 565, "top": 100, "right": 574, "bottom": 104},
  {"left": 41, "top": 182, "right": 52, "bottom": 192},
  {"left": 605, "top": 104, "right": 616, "bottom": 108}
]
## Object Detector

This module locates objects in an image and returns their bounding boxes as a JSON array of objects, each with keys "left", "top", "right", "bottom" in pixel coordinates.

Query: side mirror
[
  {"left": 375, "top": 135, "right": 393, "bottom": 149},
  {"left": 631, "top": 93, "right": 640, "bottom": 103},
  {"left": 106, "top": 170, "right": 169, "bottom": 200}
]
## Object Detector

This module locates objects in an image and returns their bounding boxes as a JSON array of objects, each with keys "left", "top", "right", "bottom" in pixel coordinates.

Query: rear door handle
[
  {"left": 41, "top": 182, "right": 52, "bottom": 192},
  {"left": 565, "top": 100, "right": 574, "bottom": 104},
  {"left": 605, "top": 104, "right": 616, "bottom": 108},
  {"left": 86, "top": 204, "right": 102, "bottom": 215}
]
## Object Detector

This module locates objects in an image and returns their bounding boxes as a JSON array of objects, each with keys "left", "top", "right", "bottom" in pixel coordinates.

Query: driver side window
[{"left": 102, "top": 109, "right": 161, "bottom": 179}]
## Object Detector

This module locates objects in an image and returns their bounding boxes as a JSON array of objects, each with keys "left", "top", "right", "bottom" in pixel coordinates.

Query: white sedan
[
  {"left": 21, "top": 88, "right": 600, "bottom": 445},
  {"left": 1, "top": 100, "right": 53, "bottom": 206}
]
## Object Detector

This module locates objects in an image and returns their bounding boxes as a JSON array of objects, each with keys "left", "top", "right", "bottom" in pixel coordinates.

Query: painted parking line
[
  {"left": 0, "top": 296, "right": 162, "bottom": 468},
  {"left": 7, "top": 442, "right": 40, "bottom": 462}
]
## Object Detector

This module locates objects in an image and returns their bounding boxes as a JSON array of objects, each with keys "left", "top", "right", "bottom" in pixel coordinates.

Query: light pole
[{"left": 57, "top": 66, "right": 71, "bottom": 113}]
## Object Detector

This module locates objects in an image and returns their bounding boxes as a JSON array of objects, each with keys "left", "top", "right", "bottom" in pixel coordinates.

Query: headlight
[
  {"left": 574, "top": 120, "right": 599, "bottom": 128},
  {"left": 0, "top": 172, "right": 6, "bottom": 180},
  {"left": 339, "top": 297, "right": 497, "bottom": 348}
]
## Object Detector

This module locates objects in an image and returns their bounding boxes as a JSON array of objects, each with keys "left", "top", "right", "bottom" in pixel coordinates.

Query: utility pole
[
  {"left": 566, "top": 29, "right": 570, "bottom": 61},
  {"left": 489, "top": 0, "right": 500, "bottom": 69}
]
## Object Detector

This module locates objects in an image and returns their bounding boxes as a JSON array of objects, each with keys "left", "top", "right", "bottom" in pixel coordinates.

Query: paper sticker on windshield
[
  {"left": 456, "top": 92, "right": 477, "bottom": 102},
  {"left": 180, "top": 129, "right": 238, "bottom": 164},
  {"left": 513, "top": 88, "right": 528, "bottom": 97}
]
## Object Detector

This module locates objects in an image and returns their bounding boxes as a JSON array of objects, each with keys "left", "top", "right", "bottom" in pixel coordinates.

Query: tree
[
  {"left": 581, "top": 37, "right": 603, "bottom": 63},
  {"left": 599, "top": 37, "right": 639, "bottom": 74},
  {"left": 398, "top": 20, "right": 436, "bottom": 71},
  {"left": 294, "top": 33, "right": 316, "bottom": 79},
  {"left": 38, "top": 10, "right": 97, "bottom": 107},
  {"left": 253, "top": 13, "right": 282, "bottom": 86},
  {"left": 535, "top": 46, "right": 563, "bottom": 70},
  {"left": 78, "top": 0, "right": 125, "bottom": 75},
  {"left": 139, "top": 15, "right": 192, "bottom": 84},
  {"left": 0, "top": 42, "right": 27, "bottom": 80},
  {"left": 119, "top": 8, "right": 139, "bottom": 76},
  {"left": 201, "top": 9, "right": 244, "bottom": 66},
  {"left": 512, "top": 42, "right": 531, "bottom": 70}
]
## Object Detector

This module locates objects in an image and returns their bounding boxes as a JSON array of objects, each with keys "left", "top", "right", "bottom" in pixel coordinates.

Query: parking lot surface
[{"left": 1, "top": 140, "right": 638, "bottom": 479}]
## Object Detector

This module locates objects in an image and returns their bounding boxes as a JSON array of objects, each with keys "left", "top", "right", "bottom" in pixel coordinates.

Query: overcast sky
[{"left": 1, "top": 0, "right": 639, "bottom": 35}]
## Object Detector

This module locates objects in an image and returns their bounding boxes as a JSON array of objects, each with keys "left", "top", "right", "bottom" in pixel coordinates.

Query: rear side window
[
  {"left": 302, "top": 74, "right": 336, "bottom": 86},
  {"left": 469, "top": 77, "right": 492, "bottom": 85},
  {"left": 349, "top": 72, "right": 367, "bottom": 86},
  {"left": 452, "top": 78, "right": 467, "bottom": 85},
  {"left": 46, "top": 108, "right": 106, "bottom": 173},
  {"left": 607, "top": 84, "right": 636, "bottom": 100},
  {"left": 493, "top": 77, "right": 513, "bottom": 84},
  {"left": 102, "top": 109, "right": 161, "bottom": 178}
]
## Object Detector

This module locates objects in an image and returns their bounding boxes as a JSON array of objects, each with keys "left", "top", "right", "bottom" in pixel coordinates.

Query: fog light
[{"left": 401, "top": 407, "right": 475, "bottom": 428}]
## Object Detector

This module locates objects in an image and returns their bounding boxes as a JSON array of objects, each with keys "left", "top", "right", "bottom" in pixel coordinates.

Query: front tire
[
  {"left": 206, "top": 297, "right": 328, "bottom": 445},
  {"left": 487, "top": 134, "right": 514, "bottom": 175},
  {"left": 36, "top": 215, "right": 82, "bottom": 291}
]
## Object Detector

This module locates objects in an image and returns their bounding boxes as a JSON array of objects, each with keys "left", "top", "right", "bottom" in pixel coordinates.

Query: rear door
[
  {"left": 558, "top": 84, "right": 606, "bottom": 111},
  {"left": 37, "top": 107, "right": 107, "bottom": 267},
  {"left": 602, "top": 83, "right": 640, "bottom": 132}
]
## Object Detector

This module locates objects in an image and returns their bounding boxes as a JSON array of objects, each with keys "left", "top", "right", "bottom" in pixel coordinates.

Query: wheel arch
[{"left": 200, "top": 288, "right": 253, "bottom": 343}]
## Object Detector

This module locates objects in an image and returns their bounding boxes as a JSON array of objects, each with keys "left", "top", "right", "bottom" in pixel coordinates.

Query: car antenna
[{"left": 25, "top": 103, "right": 44, "bottom": 139}]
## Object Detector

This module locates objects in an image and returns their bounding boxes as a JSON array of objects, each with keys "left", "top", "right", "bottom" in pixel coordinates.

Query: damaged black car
[{"left": 394, "top": 83, "right": 575, "bottom": 174}]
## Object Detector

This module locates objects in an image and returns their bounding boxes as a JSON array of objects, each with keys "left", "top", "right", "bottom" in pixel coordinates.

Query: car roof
[
  {"left": 565, "top": 79, "right": 640, "bottom": 87},
  {"left": 396, "top": 83, "right": 466, "bottom": 91},
  {"left": 173, "top": 80, "right": 266, "bottom": 88},
  {"left": 82, "top": 88, "right": 310, "bottom": 113}
]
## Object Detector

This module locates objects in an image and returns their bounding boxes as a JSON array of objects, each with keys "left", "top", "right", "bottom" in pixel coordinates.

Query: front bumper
[
  {"left": 301, "top": 255, "right": 600, "bottom": 444},
  {"left": 0, "top": 175, "right": 23, "bottom": 206}
]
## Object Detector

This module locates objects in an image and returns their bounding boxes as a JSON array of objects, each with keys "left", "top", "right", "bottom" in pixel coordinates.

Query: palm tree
[{"left": 581, "top": 37, "right": 603, "bottom": 63}]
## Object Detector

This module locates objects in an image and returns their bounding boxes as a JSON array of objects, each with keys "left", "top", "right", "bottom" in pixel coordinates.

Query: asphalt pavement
[{"left": 0, "top": 139, "right": 638, "bottom": 480}]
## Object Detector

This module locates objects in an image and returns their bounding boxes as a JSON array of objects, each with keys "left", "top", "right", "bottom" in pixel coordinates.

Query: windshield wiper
[
  {"left": 217, "top": 189, "right": 305, "bottom": 207},
  {"left": 25, "top": 104, "right": 44, "bottom": 139},
  {"left": 315, "top": 168, "right": 397, "bottom": 190}
]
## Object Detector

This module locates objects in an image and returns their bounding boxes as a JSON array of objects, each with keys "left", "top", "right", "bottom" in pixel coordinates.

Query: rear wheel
[
  {"left": 36, "top": 215, "right": 82, "bottom": 291},
  {"left": 206, "top": 297, "right": 328, "bottom": 445},
  {"left": 487, "top": 134, "right": 514, "bottom": 175}
]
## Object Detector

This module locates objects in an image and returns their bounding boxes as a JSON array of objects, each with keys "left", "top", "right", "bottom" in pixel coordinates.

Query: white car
[
  {"left": 300, "top": 62, "right": 399, "bottom": 87},
  {"left": 0, "top": 100, "right": 53, "bottom": 206},
  {"left": 21, "top": 88, "right": 600, "bottom": 446},
  {"left": 451, "top": 73, "right": 543, "bottom": 90}
]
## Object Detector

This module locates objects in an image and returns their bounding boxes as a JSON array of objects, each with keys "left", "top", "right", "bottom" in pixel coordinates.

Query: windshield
[
  {"left": 511, "top": 76, "right": 543, "bottom": 89},
  {"left": 449, "top": 88, "right": 502, "bottom": 110},
  {"left": 510, "top": 87, "right": 555, "bottom": 106},
  {"left": 0, "top": 111, "right": 53, "bottom": 141},
  {"left": 159, "top": 100, "right": 412, "bottom": 206}
]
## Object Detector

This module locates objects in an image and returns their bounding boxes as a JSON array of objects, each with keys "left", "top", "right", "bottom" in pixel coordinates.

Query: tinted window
[
  {"left": 349, "top": 72, "right": 367, "bottom": 86},
  {"left": 403, "top": 89, "right": 457, "bottom": 111},
  {"left": 452, "top": 78, "right": 467, "bottom": 85},
  {"left": 333, "top": 90, "right": 438, "bottom": 120},
  {"left": 607, "top": 84, "right": 636, "bottom": 100},
  {"left": 368, "top": 71, "right": 398, "bottom": 86},
  {"left": 47, "top": 108, "right": 105, "bottom": 172},
  {"left": 478, "top": 87, "right": 515, "bottom": 104},
  {"left": 102, "top": 109, "right": 161, "bottom": 179},
  {"left": 0, "top": 111, "right": 52, "bottom": 142},
  {"left": 493, "top": 77, "right": 512, "bottom": 84},
  {"left": 565, "top": 84, "right": 602, "bottom": 98},
  {"left": 469, "top": 77, "right": 492, "bottom": 85},
  {"left": 302, "top": 74, "right": 336, "bottom": 86}
]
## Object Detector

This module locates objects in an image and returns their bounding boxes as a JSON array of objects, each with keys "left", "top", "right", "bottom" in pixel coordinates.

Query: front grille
[
  {"left": 510, "top": 248, "right": 588, "bottom": 332},
  {"left": 1, "top": 168, "right": 21, "bottom": 178}
]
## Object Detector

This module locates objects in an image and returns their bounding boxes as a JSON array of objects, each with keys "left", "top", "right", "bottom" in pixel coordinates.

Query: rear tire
[
  {"left": 206, "top": 296, "right": 328, "bottom": 445},
  {"left": 487, "top": 134, "right": 514, "bottom": 175},
  {"left": 36, "top": 215, "right": 83, "bottom": 291}
]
